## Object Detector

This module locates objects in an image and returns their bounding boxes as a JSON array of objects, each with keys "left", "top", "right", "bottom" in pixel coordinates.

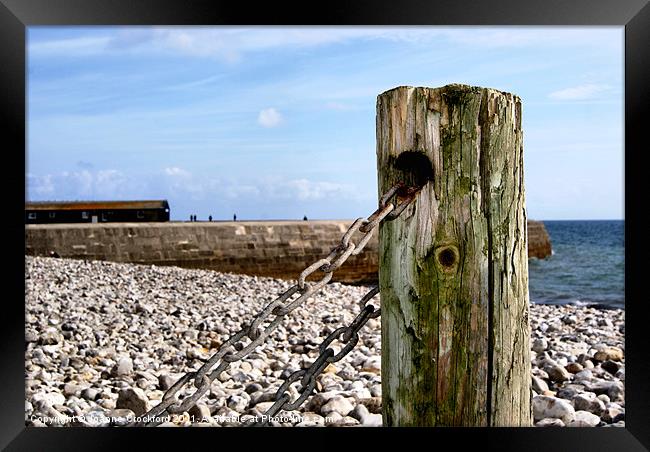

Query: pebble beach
[{"left": 25, "top": 256, "right": 625, "bottom": 427}]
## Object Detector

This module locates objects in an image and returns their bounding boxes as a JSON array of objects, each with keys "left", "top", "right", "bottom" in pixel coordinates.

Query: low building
[{"left": 25, "top": 200, "right": 170, "bottom": 224}]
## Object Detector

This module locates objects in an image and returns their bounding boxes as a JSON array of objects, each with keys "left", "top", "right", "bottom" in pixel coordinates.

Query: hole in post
[
  {"left": 435, "top": 245, "right": 458, "bottom": 271},
  {"left": 438, "top": 248, "right": 455, "bottom": 267},
  {"left": 391, "top": 151, "right": 435, "bottom": 191}
]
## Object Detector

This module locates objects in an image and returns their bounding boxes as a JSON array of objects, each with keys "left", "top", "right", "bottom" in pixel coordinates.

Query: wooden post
[{"left": 377, "top": 84, "right": 531, "bottom": 426}]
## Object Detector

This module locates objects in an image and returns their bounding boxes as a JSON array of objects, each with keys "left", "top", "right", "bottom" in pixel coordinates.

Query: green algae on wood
[{"left": 377, "top": 84, "right": 532, "bottom": 426}]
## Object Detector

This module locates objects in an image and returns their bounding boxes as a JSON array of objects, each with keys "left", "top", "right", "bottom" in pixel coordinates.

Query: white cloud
[
  {"left": 28, "top": 36, "right": 112, "bottom": 57},
  {"left": 94, "top": 170, "right": 128, "bottom": 197},
  {"left": 151, "top": 29, "right": 241, "bottom": 63},
  {"left": 27, "top": 173, "right": 54, "bottom": 196},
  {"left": 223, "top": 184, "right": 261, "bottom": 199},
  {"left": 258, "top": 108, "right": 283, "bottom": 128},
  {"left": 161, "top": 172, "right": 357, "bottom": 202},
  {"left": 27, "top": 168, "right": 372, "bottom": 222},
  {"left": 245, "top": 177, "right": 359, "bottom": 201},
  {"left": 27, "top": 169, "right": 360, "bottom": 204},
  {"left": 548, "top": 83, "right": 611, "bottom": 100},
  {"left": 164, "top": 167, "right": 191, "bottom": 177},
  {"left": 162, "top": 74, "right": 226, "bottom": 91},
  {"left": 161, "top": 167, "right": 207, "bottom": 199},
  {"left": 148, "top": 28, "right": 396, "bottom": 61},
  {"left": 26, "top": 169, "right": 131, "bottom": 200},
  {"left": 148, "top": 28, "right": 621, "bottom": 59},
  {"left": 283, "top": 179, "right": 355, "bottom": 201},
  {"left": 27, "top": 167, "right": 200, "bottom": 202},
  {"left": 29, "top": 27, "right": 621, "bottom": 61}
]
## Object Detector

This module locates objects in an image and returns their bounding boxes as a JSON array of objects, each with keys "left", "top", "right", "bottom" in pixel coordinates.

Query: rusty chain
[
  {"left": 247, "top": 286, "right": 380, "bottom": 426},
  {"left": 130, "top": 182, "right": 416, "bottom": 427}
]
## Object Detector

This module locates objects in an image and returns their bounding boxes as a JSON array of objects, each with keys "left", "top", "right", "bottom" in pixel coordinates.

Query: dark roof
[{"left": 25, "top": 200, "right": 169, "bottom": 211}]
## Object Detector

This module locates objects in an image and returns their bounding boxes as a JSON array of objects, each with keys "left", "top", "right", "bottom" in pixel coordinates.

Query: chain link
[
  {"left": 248, "top": 286, "right": 381, "bottom": 426},
  {"left": 130, "top": 182, "right": 417, "bottom": 427}
]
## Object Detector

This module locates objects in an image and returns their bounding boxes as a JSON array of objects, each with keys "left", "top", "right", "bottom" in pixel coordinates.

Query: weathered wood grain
[{"left": 377, "top": 84, "right": 531, "bottom": 426}]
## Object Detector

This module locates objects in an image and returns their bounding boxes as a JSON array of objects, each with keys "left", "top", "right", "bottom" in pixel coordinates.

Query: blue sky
[{"left": 27, "top": 27, "right": 624, "bottom": 221}]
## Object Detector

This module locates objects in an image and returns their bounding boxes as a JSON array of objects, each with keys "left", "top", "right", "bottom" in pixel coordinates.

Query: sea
[{"left": 528, "top": 220, "right": 624, "bottom": 310}]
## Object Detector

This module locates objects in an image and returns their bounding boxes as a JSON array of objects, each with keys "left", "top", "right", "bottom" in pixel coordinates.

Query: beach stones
[
  {"left": 108, "top": 408, "right": 136, "bottom": 426},
  {"left": 116, "top": 388, "right": 149, "bottom": 415},
  {"left": 572, "top": 392, "right": 605, "bottom": 416},
  {"left": 601, "top": 403, "right": 625, "bottom": 423},
  {"left": 158, "top": 374, "right": 177, "bottom": 391},
  {"left": 607, "top": 382, "right": 625, "bottom": 402},
  {"left": 532, "top": 338, "right": 548, "bottom": 353},
  {"left": 536, "top": 418, "right": 565, "bottom": 427},
  {"left": 39, "top": 328, "right": 63, "bottom": 345},
  {"left": 25, "top": 256, "right": 625, "bottom": 428},
  {"left": 295, "top": 412, "right": 325, "bottom": 427},
  {"left": 543, "top": 361, "right": 572, "bottom": 383},
  {"left": 532, "top": 376, "right": 549, "bottom": 393},
  {"left": 321, "top": 396, "right": 355, "bottom": 417},
  {"left": 75, "top": 409, "right": 111, "bottom": 427},
  {"left": 562, "top": 315, "right": 578, "bottom": 325},
  {"left": 361, "top": 357, "right": 381, "bottom": 373},
  {"left": 80, "top": 387, "right": 100, "bottom": 401},
  {"left": 111, "top": 357, "right": 134, "bottom": 377},
  {"left": 62, "top": 383, "right": 83, "bottom": 397},
  {"left": 26, "top": 331, "right": 39, "bottom": 343},
  {"left": 600, "top": 360, "right": 621, "bottom": 375},
  {"left": 593, "top": 347, "right": 624, "bottom": 362},
  {"left": 573, "top": 369, "right": 593, "bottom": 382},
  {"left": 533, "top": 395, "right": 575, "bottom": 424},
  {"left": 32, "top": 391, "right": 66, "bottom": 407},
  {"left": 226, "top": 394, "right": 249, "bottom": 412},
  {"left": 188, "top": 403, "right": 211, "bottom": 421},
  {"left": 567, "top": 410, "right": 601, "bottom": 427},
  {"left": 565, "top": 362, "right": 583, "bottom": 374},
  {"left": 350, "top": 404, "right": 382, "bottom": 426}
]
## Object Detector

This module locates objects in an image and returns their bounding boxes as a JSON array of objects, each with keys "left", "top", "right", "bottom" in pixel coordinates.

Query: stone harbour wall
[
  {"left": 527, "top": 220, "right": 553, "bottom": 259},
  {"left": 25, "top": 220, "right": 552, "bottom": 284}
]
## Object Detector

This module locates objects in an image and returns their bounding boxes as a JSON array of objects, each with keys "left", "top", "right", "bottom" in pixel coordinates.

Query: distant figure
[
  {"left": 233, "top": 214, "right": 237, "bottom": 221},
  {"left": 209, "top": 215, "right": 212, "bottom": 222},
  {"left": 303, "top": 215, "right": 308, "bottom": 221},
  {"left": 189, "top": 214, "right": 193, "bottom": 222}
]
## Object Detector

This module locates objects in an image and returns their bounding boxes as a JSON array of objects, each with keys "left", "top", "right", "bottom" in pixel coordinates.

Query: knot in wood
[{"left": 434, "top": 245, "right": 459, "bottom": 272}]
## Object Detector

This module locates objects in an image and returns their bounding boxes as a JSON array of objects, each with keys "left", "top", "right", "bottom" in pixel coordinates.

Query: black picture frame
[{"left": 2, "top": 0, "right": 648, "bottom": 449}]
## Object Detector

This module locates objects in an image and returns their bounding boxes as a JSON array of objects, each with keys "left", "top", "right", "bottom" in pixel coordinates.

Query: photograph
[{"left": 22, "top": 25, "right": 627, "bottom": 430}]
